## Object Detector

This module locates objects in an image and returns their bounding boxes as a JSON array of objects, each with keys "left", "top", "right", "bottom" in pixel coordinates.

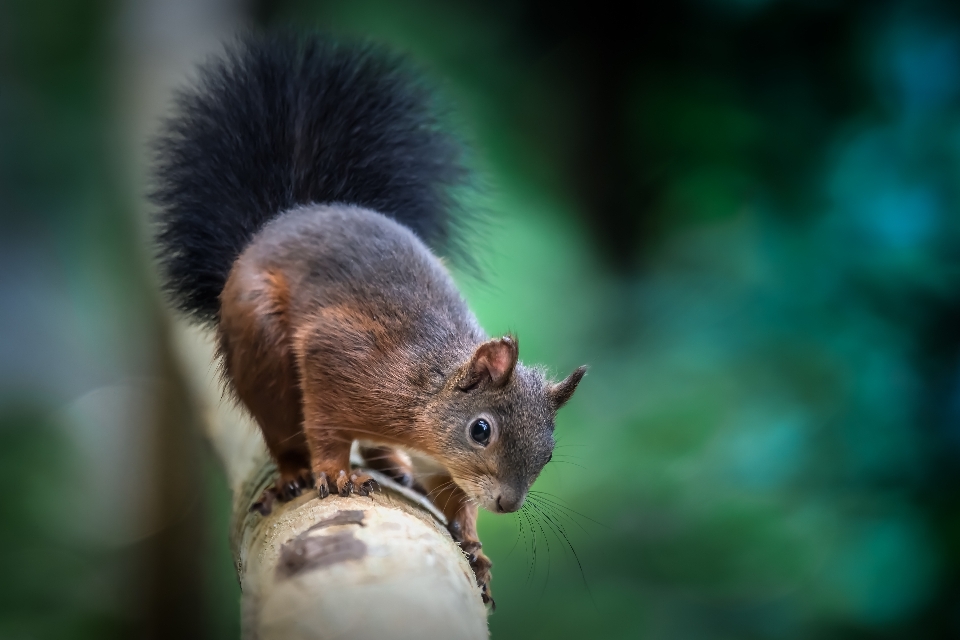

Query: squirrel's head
[{"left": 429, "top": 336, "right": 585, "bottom": 514}]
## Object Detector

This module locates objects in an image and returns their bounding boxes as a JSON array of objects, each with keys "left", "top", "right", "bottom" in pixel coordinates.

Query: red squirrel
[{"left": 152, "top": 32, "right": 585, "bottom": 605}]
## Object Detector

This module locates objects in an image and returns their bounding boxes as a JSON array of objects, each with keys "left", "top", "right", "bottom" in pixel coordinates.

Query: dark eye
[{"left": 470, "top": 418, "right": 491, "bottom": 445}]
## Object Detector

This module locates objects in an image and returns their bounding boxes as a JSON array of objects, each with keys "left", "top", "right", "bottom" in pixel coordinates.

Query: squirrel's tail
[{"left": 151, "top": 32, "right": 470, "bottom": 325}]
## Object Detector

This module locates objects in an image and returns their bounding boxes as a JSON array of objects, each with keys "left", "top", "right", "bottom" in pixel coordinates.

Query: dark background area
[{"left": 2, "top": 0, "right": 960, "bottom": 638}]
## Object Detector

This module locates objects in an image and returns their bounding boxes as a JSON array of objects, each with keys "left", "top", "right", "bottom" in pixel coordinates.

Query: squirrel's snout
[{"left": 495, "top": 493, "right": 522, "bottom": 513}]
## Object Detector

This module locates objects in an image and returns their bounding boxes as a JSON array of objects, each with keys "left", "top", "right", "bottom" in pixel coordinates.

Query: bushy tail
[{"left": 152, "top": 32, "right": 470, "bottom": 324}]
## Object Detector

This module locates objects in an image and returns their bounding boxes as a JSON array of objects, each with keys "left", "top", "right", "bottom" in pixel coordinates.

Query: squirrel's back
[
  {"left": 152, "top": 32, "right": 470, "bottom": 324},
  {"left": 236, "top": 203, "right": 482, "bottom": 344}
]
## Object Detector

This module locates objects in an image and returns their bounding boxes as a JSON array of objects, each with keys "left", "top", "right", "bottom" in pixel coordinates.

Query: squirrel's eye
[{"left": 470, "top": 418, "right": 491, "bottom": 445}]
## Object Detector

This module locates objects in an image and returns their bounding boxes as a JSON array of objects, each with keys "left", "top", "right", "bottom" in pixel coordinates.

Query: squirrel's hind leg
[
  {"left": 358, "top": 444, "right": 422, "bottom": 491},
  {"left": 220, "top": 265, "right": 313, "bottom": 514}
]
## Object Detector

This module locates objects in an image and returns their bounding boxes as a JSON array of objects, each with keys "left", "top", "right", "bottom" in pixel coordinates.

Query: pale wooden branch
[{"left": 170, "top": 322, "right": 489, "bottom": 640}]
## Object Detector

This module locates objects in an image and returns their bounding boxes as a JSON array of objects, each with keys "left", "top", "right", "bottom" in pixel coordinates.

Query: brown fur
[{"left": 218, "top": 203, "right": 586, "bottom": 602}]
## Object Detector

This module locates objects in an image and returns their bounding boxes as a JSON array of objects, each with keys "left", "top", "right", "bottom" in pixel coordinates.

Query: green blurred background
[{"left": 3, "top": 0, "right": 960, "bottom": 638}]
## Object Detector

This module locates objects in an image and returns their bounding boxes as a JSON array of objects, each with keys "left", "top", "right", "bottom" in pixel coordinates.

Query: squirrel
[{"left": 151, "top": 32, "right": 585, "bottom": 605}]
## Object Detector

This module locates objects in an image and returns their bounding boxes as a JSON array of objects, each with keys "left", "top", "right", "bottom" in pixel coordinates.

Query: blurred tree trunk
[
  {"left": 141, "top": 321, "right": 208, "bottom": 638},
  {"left": 119, "top": 2, "right": 250, "bottom": 636}
]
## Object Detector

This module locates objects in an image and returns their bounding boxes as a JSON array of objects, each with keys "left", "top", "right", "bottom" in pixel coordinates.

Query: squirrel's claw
[
  {"left": 480, "top": 583, "right": 495, "bottom": 611},
  {"left": 278, "top": 480, "right": 301, "bottom": 501},
  {"left": 351, "top": 472, "right": 379, "bottom": 496},
  {"left": 250, "top": 486, "right": 277, "bottom": 515},
  {"left": 315, "top": 469, "right": 378, "bottom": 499},
  {"left": 449, "top": 528, "right": 493, "bottom": 606},
  {"left": 473, "top": 554, "right": 494, "bottom": 608},
  {"left": 335, "top": 470, "right": 352, "bottom": 496},
  {"left": 316, "top": 472, "right": 331, "bottom": 499},
  {"left": 251, "top": 467, "right": 315, "bottom": 515}
]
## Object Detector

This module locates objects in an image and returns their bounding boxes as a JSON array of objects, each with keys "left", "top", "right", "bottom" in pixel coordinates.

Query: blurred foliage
[
  {"left": 4, "top": 0, "right": 960, "bottom": 638},
  {"left": 0, "top": 405, "right": 127, "bottom": 639}
]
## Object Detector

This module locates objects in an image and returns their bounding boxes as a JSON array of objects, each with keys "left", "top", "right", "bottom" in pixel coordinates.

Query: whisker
[
  {"left": 526, "top": 499, "right": 597, "bottom": 611},
  {"left": 548, "top": 460, "right": 588, "bottom": 470},
  {"left": 527, "top": 495, "right": 592, "bottom": 537},
  {"left": 528, "top": 503, "right": 551, "bottom": 597},
  {"left": 424, "top": 481, "right": 456, "bottom": 500},
  {"left": 505, "top": 512, "right": 524, "bottom": 560},
  {"left": 521, "top": 506, "right": 537, "bottom": 584},
  {"left": 528, "top": 492, "right": 608, "bottom": 528}
]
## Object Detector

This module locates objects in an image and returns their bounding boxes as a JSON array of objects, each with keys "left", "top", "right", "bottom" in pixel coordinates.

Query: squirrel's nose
[{"left": 495, "top": 494, "right": 521, "bottom": 513}]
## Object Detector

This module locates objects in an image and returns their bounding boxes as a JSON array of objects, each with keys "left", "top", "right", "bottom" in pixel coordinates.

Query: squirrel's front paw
[
  {"left": 315, "top": 469, "right": 379, "bottom": 499},
  {"left": 449, "top": 525, "right": 495, "bottom": 608},
  {"left": 464, "top": 542, "right": 495, "bottom": 609}
]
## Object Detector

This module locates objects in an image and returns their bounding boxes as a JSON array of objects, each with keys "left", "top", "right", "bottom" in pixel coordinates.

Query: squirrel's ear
[
  {"left": 549, "top": 366, "right": 586, "bottom": 409},
  {"left": 459, "top": 336, "right": 519, "bottom": 389}
]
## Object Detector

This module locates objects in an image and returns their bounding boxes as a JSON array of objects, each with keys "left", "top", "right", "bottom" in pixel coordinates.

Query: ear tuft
[
  {"left": 549, "top": 365, "right": 586, "bottom": 408},
  {"left": 459, "top": 336, "right": 519, "bottom": 389}
]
